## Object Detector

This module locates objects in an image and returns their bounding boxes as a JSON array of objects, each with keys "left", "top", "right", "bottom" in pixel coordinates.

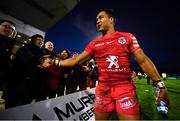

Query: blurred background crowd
[{"left": 0, "top": 19, "right": 98, "bottom": 109}]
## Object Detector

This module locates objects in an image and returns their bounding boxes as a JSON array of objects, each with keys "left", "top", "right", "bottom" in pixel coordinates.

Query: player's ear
[
  {"left": 109, "top": 17, "right": 112, "bottom": 23},
  {"left": 110, "top": 17, "right": 113, "bottom": 22},
  {"left": 110, "top": 17, "right": 115, "bottom": 25}
]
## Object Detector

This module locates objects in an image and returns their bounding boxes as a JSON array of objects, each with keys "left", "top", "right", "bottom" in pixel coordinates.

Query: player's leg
[
  {"left": 116, "top": 100, "right": 140, "bottom": 120},
  {"left": 115, "top": 84, "right": 140, "bottom": 120},
  {"left": 94, "top": 84, "right": 115, "bottom": 120},
  {"left": 116, "top": 96, "right": 140, "bottom": 120},
  {"left": 117, "top": 113, "right": 140, "bottom": 120},
  {"left": 95, "top": 111, "right": 113, "bottom": 120}
]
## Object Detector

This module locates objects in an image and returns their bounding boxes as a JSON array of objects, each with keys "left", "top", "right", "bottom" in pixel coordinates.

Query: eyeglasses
[{"left": 0, "top": 24, "right": 15, "bottom": 31}]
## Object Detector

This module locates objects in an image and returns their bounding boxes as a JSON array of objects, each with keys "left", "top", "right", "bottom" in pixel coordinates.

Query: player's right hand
[{"left": 38, "top": 55, "right": 53, "bottom": 68}]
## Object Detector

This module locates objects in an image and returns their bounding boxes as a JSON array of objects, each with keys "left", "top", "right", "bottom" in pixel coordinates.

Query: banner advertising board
[{"left": 0, "top": 88, "right": 95, "bottom": 120}]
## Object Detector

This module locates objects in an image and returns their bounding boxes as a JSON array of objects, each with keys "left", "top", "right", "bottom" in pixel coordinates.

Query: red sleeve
[
  {"left": 85, "top": 40, "right": 96, "bottom": 56},
  {"left": 128, "top": 33, "right": 140, "bottom": 53}
]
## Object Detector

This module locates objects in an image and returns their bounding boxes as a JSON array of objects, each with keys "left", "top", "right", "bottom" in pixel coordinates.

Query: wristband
[{"left": 153, "top": 80, "right": 166, "bottom": 89}]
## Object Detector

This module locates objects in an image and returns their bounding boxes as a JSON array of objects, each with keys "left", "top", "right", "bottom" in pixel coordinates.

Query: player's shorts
[{"left": 94, "top": 83, "right": 140, "bottom": 115}]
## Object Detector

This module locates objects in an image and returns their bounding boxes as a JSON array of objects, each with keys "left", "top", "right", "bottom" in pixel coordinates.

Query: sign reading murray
[{"left": 0, "top": 88, "right": 95, "bottom": 120}]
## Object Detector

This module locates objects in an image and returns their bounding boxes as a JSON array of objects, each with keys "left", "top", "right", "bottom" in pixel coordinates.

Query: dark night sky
[{"left": 45, "top": 0, "right": 179, "bottom": 74}]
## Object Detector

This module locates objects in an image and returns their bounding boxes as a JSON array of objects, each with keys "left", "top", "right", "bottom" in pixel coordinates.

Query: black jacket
[
  {"left": 0, "top": 34, "right": 15, "bottom": 68},
  {"left": 3, "top": 43, "right": 46, "bottom": 107}
]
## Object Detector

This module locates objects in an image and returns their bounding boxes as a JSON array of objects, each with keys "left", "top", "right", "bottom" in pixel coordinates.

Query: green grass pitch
[{"left": 136, "top": 78, "right": 180, "bottom": 120}]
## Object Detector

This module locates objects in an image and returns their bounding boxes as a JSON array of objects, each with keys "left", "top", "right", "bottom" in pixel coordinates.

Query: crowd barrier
[{"left": 0, "top": 88, "right": 95, "bottom": 120}]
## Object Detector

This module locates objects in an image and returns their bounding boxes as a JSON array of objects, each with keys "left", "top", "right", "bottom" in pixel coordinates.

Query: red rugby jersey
[{"left": 85, "top": 32, "right": 140, "bottom": 84}]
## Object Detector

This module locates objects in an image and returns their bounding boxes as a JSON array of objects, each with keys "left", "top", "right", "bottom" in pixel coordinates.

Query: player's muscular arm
[
  {"left": 134, "top": 48, "right": 169, "bottom": 104},
  {"left": 133, "top": 48, "right": 161, "bottom": 81},
  {"left": 59, "top": 51, "right": 91, "bottom": 67}
]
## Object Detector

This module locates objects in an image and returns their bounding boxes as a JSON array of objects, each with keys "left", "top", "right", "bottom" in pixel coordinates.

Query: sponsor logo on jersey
[
  {"left": 95, "top": 41, "right": 114, "bottom": 47},
  {"left": 118, "top": 96, "right": 136, "bottom": 109},
  {"left": 95, "top": 96, "right": 104, "bottom": 109},
  {"left": 95, "top": 42, "right": 105, "bottom": 47},
  {"left": 118, "top": 37, "right": 126, "bottom": 44},
  {"left": 100, "top": 68, "right": 126, "bottom": 72},
  {"left": 106, "top": 55, "right": 119, "bottom": 69},
  {"left": 106, "top": 41, "right": 114, "bottom": 44}
]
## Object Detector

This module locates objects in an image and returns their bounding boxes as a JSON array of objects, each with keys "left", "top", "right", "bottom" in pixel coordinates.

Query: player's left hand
[{"left": 156, "top": 88, "right": 170, "bottom": 107}]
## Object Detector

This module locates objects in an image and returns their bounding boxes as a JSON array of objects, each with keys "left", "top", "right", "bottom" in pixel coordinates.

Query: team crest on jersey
[{"left": 118, "top": 37, "right": 126, "bottom": 44}]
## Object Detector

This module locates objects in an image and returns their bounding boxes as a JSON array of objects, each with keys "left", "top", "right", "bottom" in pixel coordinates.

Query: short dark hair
[
  {"left": 0, "top": 19, "right": 16, "bottom": 27},
  {"left": 30, "top": 34, "right": 43, "bottom": 42},
  {"left": 100, "top": 9, "right": 115, "bottom": 19},
  {"left": 60, "top": 48, "right": 71, "bottom": 58},
  {"left": 29, "top": 34, "right": 43, "bottom": 45},
  {"left": 98, "top": 9, "right": 116, "bottom": 25}
]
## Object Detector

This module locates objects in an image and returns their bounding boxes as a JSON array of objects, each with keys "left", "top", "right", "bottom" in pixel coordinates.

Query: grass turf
[{"left": 136, "top": 78, "right": 180, "bottom": 120}]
